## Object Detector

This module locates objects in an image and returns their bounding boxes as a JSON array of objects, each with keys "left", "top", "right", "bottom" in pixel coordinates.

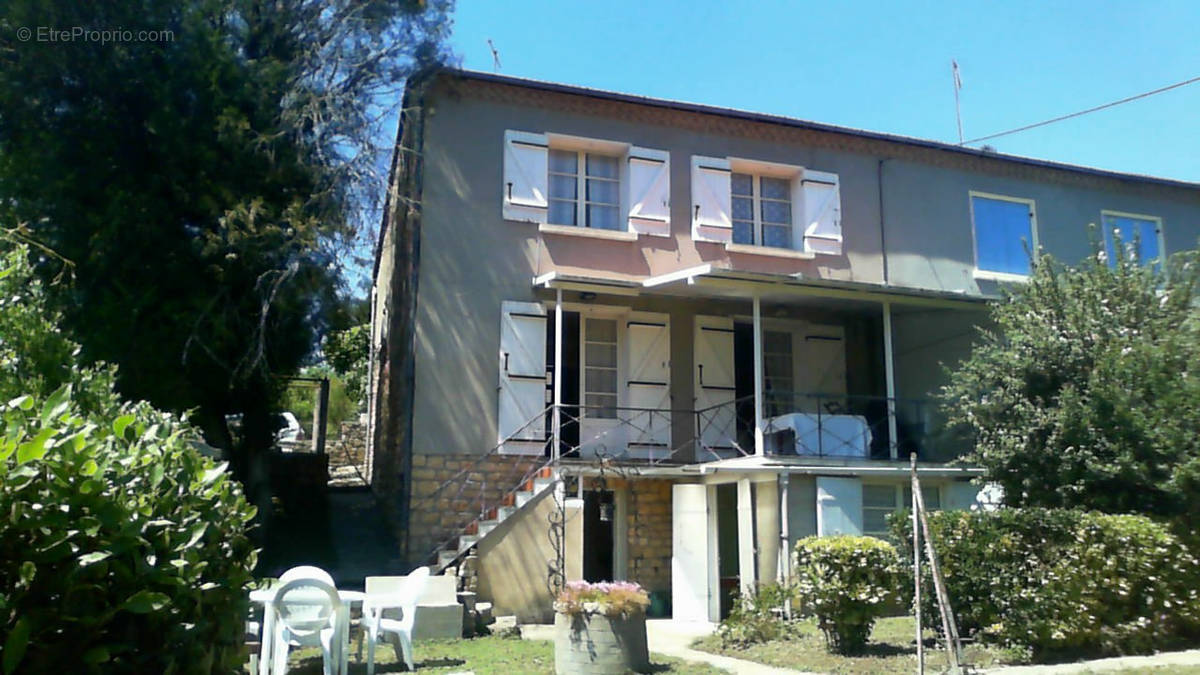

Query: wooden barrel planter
[{"left": 554, "top": 611, "right": 649, "bottom": 674}]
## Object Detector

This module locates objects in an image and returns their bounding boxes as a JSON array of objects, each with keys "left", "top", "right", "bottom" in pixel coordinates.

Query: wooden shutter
[
  {"left": 796, "top": 325, "right": 847, "bottom": 396},
  {"left": 502, "top": 130, "right": 549, "bottom": 223},
  {"left": 498, "top": 300, "right": 547, "bottom": 454},
  {"left": 627, "top": 147, "right": 671, "bottom": 237},
  {"left": 691, "top": 156, "right": 732, "bottom": 243},
  {"left": 624, "top": 313, "right": 671, "bottom": 450},
  {"left": 816, "top": 476, "right": 862, "bottom": 535},
  {"left": 802, "top": 170, "right": 842, "bottom": 255},
  {"left": 694, "top": 316, "right": 737, "bottom": 456}
]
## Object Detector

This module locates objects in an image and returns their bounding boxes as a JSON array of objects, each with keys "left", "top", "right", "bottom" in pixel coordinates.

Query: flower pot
[{"left": 554, "top": 612, "right": 649, "bottom": 674}]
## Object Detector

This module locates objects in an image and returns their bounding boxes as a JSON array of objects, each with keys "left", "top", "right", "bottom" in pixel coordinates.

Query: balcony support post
[
  {"left": 883, "top": 301, "right": 899, "bottom": 460},
  {"left": 753, "top": 294, "right": 765, "bottom": 456},
  {"left": 553, "top": 288, "right": 563, "bottom": 461}
]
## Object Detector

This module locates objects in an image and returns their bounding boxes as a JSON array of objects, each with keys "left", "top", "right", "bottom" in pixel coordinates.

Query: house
[{"left": 365, "top": 69, "right": 1200, "bottom": 623}]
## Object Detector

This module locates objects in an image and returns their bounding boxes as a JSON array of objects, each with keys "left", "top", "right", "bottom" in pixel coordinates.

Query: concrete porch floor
[{"left": 521, "top": 619, "right": 810, "bottom": 674}]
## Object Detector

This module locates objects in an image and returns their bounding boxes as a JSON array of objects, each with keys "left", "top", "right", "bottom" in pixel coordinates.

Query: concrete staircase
[{"left": 433, "top": 466, "right": 559, "bottom": 573}]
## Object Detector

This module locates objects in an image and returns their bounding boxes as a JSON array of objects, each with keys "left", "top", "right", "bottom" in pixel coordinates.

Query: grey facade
[{"left": 368, "top": 69, "right": 1200, "bottom": 616}]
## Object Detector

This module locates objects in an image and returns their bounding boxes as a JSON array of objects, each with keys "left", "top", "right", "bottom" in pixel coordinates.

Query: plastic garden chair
[
  {"left": 360, "top": 566, "right": 431, "bottom": 674},
  {"left": 270, "top": 577, "right": 343, "bottom": 675},
  {"left": 280, "top": 565, "right": 336, "bottom": 586}
]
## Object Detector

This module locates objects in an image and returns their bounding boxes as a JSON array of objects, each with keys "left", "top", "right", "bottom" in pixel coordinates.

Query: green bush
[
  {"left": 889, "top": 508, "right": 1200, "bottom": 659},
  {"left": 792, "top": 536, "right": 902, "bottom": 654},
  {"left": 716, "top": 582, "right": 796, "bottom": 647},
  {"left": 0, "top": 387, "right": 258, "bottom": 673}
]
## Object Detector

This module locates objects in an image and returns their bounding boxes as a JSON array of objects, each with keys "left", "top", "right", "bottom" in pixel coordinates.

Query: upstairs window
[
  {"left": 1101, "top": 211, "right": 1161, "bottom": 268},
  {"left": 732, "top": 173, "right": 793, "bottom": 248},
  {"left": 862, "top": 484, "right": 940, "bottom": 537},
  {"left": 970, "top": 192, "right": 1037, "bottom": 279},
  {"left": 502, "top": 130, "right": 671, "bottom": 237},
  {"left": 692, "top": 155, "right": 842, "bottom": 255},
  {"left": 549, "top": 150, "right": 620, "bottom": 230}
]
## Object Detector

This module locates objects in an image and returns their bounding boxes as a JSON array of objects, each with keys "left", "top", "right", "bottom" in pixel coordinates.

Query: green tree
[
  {"left": 0, "top": 1, "right": 451, "bottom": 474},
  {"left": 942, "top": 236, "right": 1200, "bottom": 533},
  {"left": 324, "top": 323, "right": 369, "bottom": 409}
]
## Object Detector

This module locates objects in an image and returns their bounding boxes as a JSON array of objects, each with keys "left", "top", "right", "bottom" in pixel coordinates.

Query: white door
[
  {"left": 498, "top": 301, "right": 547, "bottom": 455},
  {"left": 796, "top": 325, "right": 846, "bottom": 398},
  {"left": 816, "top": 476, "right": 863, "bottom": 535},
  {"left": 694, "top": 316, "right": 738, "bottom": 458},
  {"left": 672, "top": 484, "right": 713, "bottom": 621},
  {"left": 579, "top": 316, "right": 623, "bottom": 458},
  {"left": 623, "top": 313, "right": 671, "bottom": 459}
]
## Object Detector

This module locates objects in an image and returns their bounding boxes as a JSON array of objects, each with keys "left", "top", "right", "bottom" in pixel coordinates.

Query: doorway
[{"left": 582, "top": 489, "right": 615, "bottom": 582}]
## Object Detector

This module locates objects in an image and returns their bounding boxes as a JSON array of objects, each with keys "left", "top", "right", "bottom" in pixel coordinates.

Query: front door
[{"left": 579, "top": 316, "right": 622, "bottom": 458}]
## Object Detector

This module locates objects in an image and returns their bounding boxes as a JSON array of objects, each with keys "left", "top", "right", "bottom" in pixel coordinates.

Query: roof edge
[{"left": 439, "top": 69, "right": 1199, "bottom": 192}]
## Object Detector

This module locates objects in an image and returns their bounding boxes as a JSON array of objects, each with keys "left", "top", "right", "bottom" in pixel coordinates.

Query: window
[
  {"left": 732, "top": 173, "right": 793, "bottom": 248},
  {"left": 583, "top": 318, "right": 618, "bottom": 419},
  {"left": 862, "top": 484, "right": 940, "bottom": 537},
  {"left": 762, "top": 330, "right": 793, "bottom": 416},
  {"left": 1101, "top": 212, "right": 1161, "bottom": 268},
  {"left": 970, "top": 193, "right": 1037, "bottom": 278},
  {"left": 549, "top": 150, "right": 620, "bottom": 230}
]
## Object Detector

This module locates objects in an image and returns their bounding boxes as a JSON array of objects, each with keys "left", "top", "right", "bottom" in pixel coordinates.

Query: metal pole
[
  {"left": 314, "top": 378, "right": 330, "bottom": 455},
  {"left": 912, "top": 453, "right": 924, "bottom": 675},
  {"left": 553, "top": 288, "right": 563, "bottom": 461},
  {"left": 752, "top": 295, "right": 765, "bottom": 456},
  {"left": 883, "top": 302, "right": 899, "bottom": 460}
]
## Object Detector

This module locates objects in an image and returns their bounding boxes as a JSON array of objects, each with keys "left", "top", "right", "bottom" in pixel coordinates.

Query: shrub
[
  {"left": 716, "top": 582, "right": 797, "bottom": 647},
  {"left": 554, "top": 580, "right": 650, "bottom": 619},
  {"left": 792, "top": 536, "right": 902, "bottom": 654},
  {"left": 0, "top": 387, "right": 258, "bottom": 673},
  {"left": 889, "top": 508, "right": 1200, "bottom": 659}
]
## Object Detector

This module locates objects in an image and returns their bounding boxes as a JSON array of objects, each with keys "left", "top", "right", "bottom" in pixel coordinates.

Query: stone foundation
[
  {"left": 625, "top": 479, "right": 673, "bottom": 593},
  {"left": 407, "top": 453, "right": 543, "bottom": 563}
]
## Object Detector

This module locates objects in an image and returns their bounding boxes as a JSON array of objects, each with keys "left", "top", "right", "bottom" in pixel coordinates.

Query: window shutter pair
[
  {"left": 502, "top": 130, "right": 671, "bottom": 236},
  {"left": 690, "top": 155, "right": 843, "bottom": 255}
]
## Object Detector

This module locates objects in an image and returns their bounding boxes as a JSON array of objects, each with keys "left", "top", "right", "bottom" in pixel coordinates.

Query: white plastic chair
[
  {"left": 270, "top": 577, "right": 343, "bottom": 675},
  {"left": 360, "top": 566, "right": 431, "bottom": 674},
  {"left": 280, "top": 565, "right": 336, "bottom": 586}
]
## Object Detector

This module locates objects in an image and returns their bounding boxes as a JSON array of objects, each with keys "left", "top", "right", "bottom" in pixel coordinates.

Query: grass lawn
[
  {"left": 693, "top": 616, "right": 1016, "bottom": 674},
  {"left": 276, "top": 633, "right": 726, "bottom": 674}
]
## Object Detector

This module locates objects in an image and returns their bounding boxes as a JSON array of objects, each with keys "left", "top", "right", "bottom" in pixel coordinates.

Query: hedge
[
  {"left": 889, "top": 508, "right": 1200, "bottom": 658},
  {"left": 0, "top": 387, "right": 258, "bottom": 673}
]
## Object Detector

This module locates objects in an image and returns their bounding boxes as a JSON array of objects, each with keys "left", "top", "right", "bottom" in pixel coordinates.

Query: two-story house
[{"left": 366, "top": 69, "right": 1200, "bottom": 623}]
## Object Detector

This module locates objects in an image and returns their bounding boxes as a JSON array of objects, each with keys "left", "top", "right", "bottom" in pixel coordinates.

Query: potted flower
[{"left": 553, "top": 580, "right": 651, "bottom": 674}]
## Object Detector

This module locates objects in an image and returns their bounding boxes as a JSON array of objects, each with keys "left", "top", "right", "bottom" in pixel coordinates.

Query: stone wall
[
  {"left": 327, "top": 421, "right": 368, "bottom": 486},
  {"left": 625, "top": 478, "right": 673, "bottom": 593},
  {"left": 407, "top": 453, "right": 544, "bottom": 564}
]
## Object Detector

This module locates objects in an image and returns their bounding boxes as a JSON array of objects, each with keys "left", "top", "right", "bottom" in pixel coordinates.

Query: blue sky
[{"left": 449, "top": 0, "right": 1200, "bottom": 183}]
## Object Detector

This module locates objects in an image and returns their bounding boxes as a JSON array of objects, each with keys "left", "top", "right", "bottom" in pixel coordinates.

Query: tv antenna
[
  {"left": 952, "top": 59, "right": 964, "bottom": 144},
  {"left": 487, "top": 39, "right": 502, "bottom": 73}
]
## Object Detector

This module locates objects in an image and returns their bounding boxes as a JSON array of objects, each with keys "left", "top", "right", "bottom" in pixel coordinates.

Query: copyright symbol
[{"left": 16, "top": 27, "right": 31, "bottom": 41}]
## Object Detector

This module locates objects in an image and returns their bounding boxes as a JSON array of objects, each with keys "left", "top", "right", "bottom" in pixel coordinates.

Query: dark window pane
[
  {"left": 549, "top": 149, "right": 578, "bottom": 174},
  {"left": 732, "top": 173, "right": 753, "bottom": 196}
]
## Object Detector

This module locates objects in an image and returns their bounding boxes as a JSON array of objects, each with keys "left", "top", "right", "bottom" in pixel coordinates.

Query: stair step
[
  {"left": 458, "top": 534, "right": 479, "bottom": 549},
  {"left": 438, "top": 549, "right": 459, "bottom": 567},
  {"left": 514, "top": 490, "right": 537, "bottom": 508},
  {"left": 496, "top": 505, "right": 517, "bottom": 520},
  {"left": 537, "top": 466, "right": 554, "bottom": 479},
  {"left": 478, "top": 519, "right": 500, "bottom": 536},
  {"left": 532, "top": 476, "right": 556, "bottom": 492}
]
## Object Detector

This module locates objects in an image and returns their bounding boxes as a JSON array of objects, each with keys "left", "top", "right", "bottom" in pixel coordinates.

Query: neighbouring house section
[{"left": 367, "top": 69, "right": 1200, "bottom": 626}]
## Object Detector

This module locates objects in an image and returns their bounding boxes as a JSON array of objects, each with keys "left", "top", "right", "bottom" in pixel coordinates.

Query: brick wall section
[
  {"left": 407, "top": 453, "right": 544, "bottom": 564},
  {"left": 626, "top": 479, "right": 673, "bottom": 593}
]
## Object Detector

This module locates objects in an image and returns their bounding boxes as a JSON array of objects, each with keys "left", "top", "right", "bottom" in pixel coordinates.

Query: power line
[{"left": 961, "top": 75, "right": 1200, "bottom": 146}]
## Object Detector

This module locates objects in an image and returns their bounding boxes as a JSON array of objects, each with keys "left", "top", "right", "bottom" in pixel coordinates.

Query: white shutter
[
  {"left": 672, "top": 484, "right": 713, "bottom": 621},
  {"left": 694, "top": 316, "right": 737, "bottom": 457},
  {"left": 802, "top": 170, "right": 842, "bottom": 255},
  {"left": 691, "top": 156, "right": 733, "bottom": 243},
  {"left": 502, "top": 130, "right": 549, "bottom": 224},
  {"left": 498, "top": 300, "right": 547, "bottom": 454},
  {"left": 627, "top": 147, "right": 671, "bottom": 237},
  {"left": 623, "top": 313, "right": 670, "bottom": 451},
  {"left": 816, "top": 476, "right": 862, "bottom": 535}
]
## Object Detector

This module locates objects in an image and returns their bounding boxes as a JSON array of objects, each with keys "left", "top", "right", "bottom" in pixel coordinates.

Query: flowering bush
[
  {"left": 793, "top": 536, "right": 903, "bottom": 654},
  {"left": 554, "top": 581, "right": 650, "bottom": 619}
]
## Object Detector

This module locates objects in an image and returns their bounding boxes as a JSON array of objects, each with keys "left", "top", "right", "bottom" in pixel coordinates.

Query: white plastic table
[
  {"left": 250, "top": 586, "right": 365, "bottom": 675},
  {"left": 766, "top": 412, "right": 872, "bottom": 457}
]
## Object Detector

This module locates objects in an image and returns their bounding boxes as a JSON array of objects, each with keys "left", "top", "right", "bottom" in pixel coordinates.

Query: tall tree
[
  {"left": 942, "top": 237, "right": 1200, "bottom": 534},
  {"left": 0, "top": 1, "right": 451, "bottom": 472}
]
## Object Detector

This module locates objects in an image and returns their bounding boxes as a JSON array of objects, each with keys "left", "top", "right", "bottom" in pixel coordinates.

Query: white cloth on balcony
[{"left": 765, "top": 413, "right": 872, "bottom": 458}]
